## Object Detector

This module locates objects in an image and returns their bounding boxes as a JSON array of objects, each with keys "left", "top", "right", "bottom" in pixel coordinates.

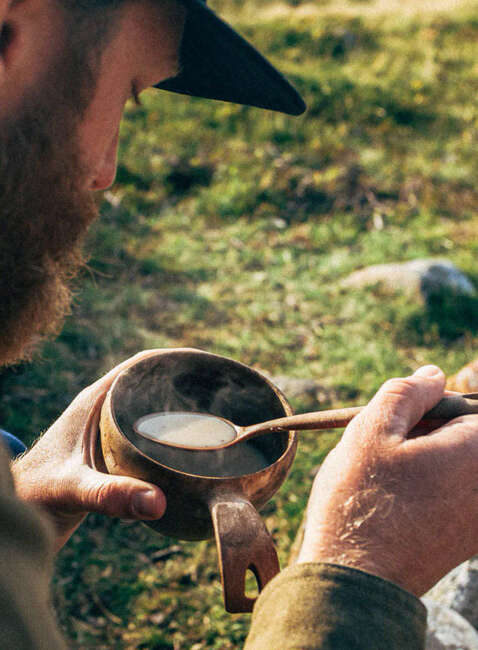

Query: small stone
[
  {"left": 422, "top": 598, "right": 478, "bottom": 649},
  {"left": 342, "top": 259, "right": 475, "bottom": 301},
  {"left": 265, "top": 375, "right": 334, "bottom": 410},
  {"left": 149, "top": 611, "right": 166, "bottom": 625},
  {"left": 426, "top": 557, "right": 478, "bottom": 630},
  {"left": 447, "top": 359, "right": 478, "bottom": 393}
]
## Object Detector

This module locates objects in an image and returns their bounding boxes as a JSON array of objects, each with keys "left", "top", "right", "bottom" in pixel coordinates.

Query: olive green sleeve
[
  {"left": 244, "top": 562, "right": 427, "bottom": 650},
  {"left": 0, "top": 445, "right": 67, "bottom": 649}
]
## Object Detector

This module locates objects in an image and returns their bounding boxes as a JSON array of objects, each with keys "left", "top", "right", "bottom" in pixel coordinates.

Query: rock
[
  {"left": 423, "top": 597, "right": 478, "bottom": 649},
  {"left": 426, "top": 557, "right": 478, "bottom": 629},
  {"left": 447, "top": 359, "right": 478, "bottom": 393},
  {"left": 269, "top": 375, "right": 331, "bottom": 402},
  {"left": 422, "top": 598, "right": 478, "bottom": 649},
  {"left": 266, "top": 375, "right": 334, "bottom": 410},
  {"left": 342, "top": 259, "right": 475, "bottom": 301}
]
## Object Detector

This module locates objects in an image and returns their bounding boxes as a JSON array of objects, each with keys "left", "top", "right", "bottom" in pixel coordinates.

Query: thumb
[
  {"left": 345, "top": 365, "right": 446, "bottom": 442},
  {"left": 75, "top": 467, "right": 167, "bottom": 520}
]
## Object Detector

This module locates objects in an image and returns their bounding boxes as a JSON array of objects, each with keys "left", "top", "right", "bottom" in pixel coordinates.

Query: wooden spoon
[{"left": 134, "top": 393, "right": 478, "bottom": 451}]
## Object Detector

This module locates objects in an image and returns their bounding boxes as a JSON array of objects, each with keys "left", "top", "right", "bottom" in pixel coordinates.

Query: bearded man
[{"left": 1, "top": 0, "right": 478, "bottom": 648}]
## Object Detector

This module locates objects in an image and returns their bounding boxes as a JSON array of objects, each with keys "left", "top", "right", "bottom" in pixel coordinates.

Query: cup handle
[{"left": 210, "top": 496, "right": 280, "bottom": 613}]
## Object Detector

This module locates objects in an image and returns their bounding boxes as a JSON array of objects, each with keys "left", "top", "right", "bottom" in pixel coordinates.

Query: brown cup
[{"left": 99, "top": 348, "right": 298, "bottom": 613}]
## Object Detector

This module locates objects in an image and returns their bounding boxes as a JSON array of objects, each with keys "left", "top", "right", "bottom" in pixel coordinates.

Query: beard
[{"left": 0, "top": 31, "right": 105, "bottom": 366}]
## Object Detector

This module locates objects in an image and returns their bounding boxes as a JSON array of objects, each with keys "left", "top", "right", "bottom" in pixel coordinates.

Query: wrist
[{"left": 297, "top": 537, "right": 419, "bottom": 595}]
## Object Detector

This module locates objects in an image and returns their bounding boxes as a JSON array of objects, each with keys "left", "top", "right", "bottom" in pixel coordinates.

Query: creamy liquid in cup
[
  {"left": 134, "top": 412, "right": 269, "bottom": 477},
  {"left": 136, "top": 412, "right": 236, "bottom": 447}
]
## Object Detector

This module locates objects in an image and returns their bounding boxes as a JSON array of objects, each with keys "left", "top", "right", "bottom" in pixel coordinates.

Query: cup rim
[{"left": 105, "top": 348, "right": 297, "bottom": 480}]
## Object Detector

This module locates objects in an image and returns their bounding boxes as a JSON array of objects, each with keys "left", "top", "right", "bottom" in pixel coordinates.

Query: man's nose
[{"left": 91, "top": 131, "right": 119, "bottom": 191}]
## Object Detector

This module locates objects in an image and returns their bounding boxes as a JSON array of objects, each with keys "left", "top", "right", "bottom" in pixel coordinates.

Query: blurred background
[{"left": 1, "top": 0, "right": 477, "bottom": 646}]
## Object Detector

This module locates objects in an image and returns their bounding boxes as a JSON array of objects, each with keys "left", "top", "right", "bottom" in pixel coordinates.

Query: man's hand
[
  {"left": 297, "top": 365, "right": 478, "bottom": 596},
  {"left": 11, "top": 350, "right": 167, "bottom": 551}
]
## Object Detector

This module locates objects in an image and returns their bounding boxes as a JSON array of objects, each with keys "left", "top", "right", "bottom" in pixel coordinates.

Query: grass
[{"left": 1, "top": 0, "right": 478, "bottom": 647}]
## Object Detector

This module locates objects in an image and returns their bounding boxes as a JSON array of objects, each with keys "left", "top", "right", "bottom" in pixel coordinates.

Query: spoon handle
[{"left": 241, "top": 393, "right": 478, "bottom": 441}]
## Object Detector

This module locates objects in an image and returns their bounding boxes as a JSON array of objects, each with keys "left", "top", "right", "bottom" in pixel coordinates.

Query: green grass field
[{"left": 1, "top": 0, "right": 478, "bottom": 647}]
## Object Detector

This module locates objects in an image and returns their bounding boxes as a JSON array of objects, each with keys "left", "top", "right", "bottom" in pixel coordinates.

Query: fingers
[
  {"left": 75, "top": 467, "right": 167, "bottom": 520},
  {"left": 344, "top": 365, "right": 446, "bottom": 442},
  {"left": 415, "top": 413, "right": 478, "bottom": 446}
]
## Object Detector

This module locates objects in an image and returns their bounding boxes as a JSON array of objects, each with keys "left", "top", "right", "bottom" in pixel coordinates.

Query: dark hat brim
[{"left": 155, "top": 0, "right": 306, "bottom": 116}]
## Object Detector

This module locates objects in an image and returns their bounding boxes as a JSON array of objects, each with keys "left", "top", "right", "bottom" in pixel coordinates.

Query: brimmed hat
[{"left": 156, "top": 0, "right": 306, "bottom": 115}]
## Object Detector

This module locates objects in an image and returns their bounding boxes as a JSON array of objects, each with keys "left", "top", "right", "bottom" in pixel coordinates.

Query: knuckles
[
  {"left": 90, "top": 480, "right": 136, "bottom": 518},
  {"left": 380, "top": 377, "right": 420, "bottom": 402}
]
